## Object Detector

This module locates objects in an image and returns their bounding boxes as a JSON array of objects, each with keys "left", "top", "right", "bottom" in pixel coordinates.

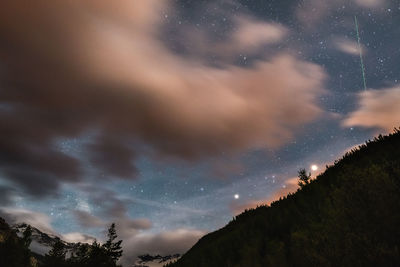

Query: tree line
[
  {"left": 169, "top": 129, "right": 400, "bottom": 267},
  {"left": 0, "top": 218, "right": 123, "bottom": 267}
]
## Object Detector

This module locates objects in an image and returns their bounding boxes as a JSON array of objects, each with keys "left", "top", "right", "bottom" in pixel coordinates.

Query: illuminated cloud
[
  {"left": 0, "top": 208, "right": 55, "bottom": 234},
  {"left": 194, "top": 16, "right": 288, "bottom": 60},
  {"left": 353, "top": 0, "right": 386, "bottom": 8},
  {"left": 74, "top": 210, "right": 105, "bottom": 228},
  {"left": 0, "top": 0, "right": 325, "bottom": 196},
  {"left": 62, "top": 232, "right": 97, "bottom": 244},
  {"left": 296, "top": 0, "right": 332, "bottom": 27},
  {"left": 120, "top": 229, "right": 205, "bottom": 265},
  {"left": 0, "top": 206, "right": 180, "bottom": 264},
  {"left": 0, "top": 185, "right": 15, "bottom": 205},
  {"left": 343, "top": 87, "right": 400, "bottom": 131},
  {"left": 231, "top": 17, "right": 287, "bottom": 50},
  {"left": 296, "top": 0, "right": 386, "bottom": 27},
  {"left": 334, "top": 38, "right": 364, "bottom": 56}
]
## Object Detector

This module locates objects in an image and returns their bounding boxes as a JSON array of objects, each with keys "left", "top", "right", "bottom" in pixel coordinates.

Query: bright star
[
  {"left": 311, "top": 164, "right": 318, "bottom": 171},
  {"left": 234, "top": 194, "right": 239, "bottom": 199}
]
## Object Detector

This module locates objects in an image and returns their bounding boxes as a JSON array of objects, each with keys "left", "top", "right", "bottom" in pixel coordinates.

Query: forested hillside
[
  {"left": 0, "top": 219, "right": 123, "bottom": 267},
  {"left": 168, "top": 130, "right": 400, "bottom": 267},
  {"left": 0, "top": 217, "right": 34, "bottom": 267}
]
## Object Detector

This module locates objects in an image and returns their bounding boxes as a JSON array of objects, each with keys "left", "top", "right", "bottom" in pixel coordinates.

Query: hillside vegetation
[
  {"left": 168, "top": 130, "right": 400, "bottom": 267},
  {"left": 0, "top": 219, "right": 123, "bottom": 267},
  {"left": 0, "top": 217, "right": 34, "bottom": 267}
]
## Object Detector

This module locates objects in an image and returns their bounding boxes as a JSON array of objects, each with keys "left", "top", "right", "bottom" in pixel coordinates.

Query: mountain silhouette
[{"left": 168, "top": 130, "right": 400, "bottom": 267}]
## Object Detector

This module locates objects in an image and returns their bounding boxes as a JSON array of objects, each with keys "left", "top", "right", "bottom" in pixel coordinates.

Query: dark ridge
[{"left": 168, "top": 129, "right": 400, "bottom": 267}]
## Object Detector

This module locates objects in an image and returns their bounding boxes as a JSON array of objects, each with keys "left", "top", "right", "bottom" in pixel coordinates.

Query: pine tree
[
  {"left": 21, "top": 225, "right": 33, "bottom": 266},
  {"left": 298, "top": 168, "right": 311, "bottom": 188},
  {"left": 0, "top": 219, "right": 32, "bottom": 267},
  {"left": 102, "top": 223, "right": 123, "bottom": 265},
  {"left": 87, "top": 240, "right": 110, "bottom": 267},
  {"left": 68, "top": 242, "right": 90, "bottom": 267},
  {"left": 21, "top": 225, "right": 32, "bottom": 248},
  {"left": 43, "top": 238, "right": 66, "bottom": 267}
]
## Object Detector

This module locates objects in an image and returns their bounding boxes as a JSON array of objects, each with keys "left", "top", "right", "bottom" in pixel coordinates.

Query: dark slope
[
  {"left": 0, "top": 217, "right": 33, "bottom": 267},
  {"left": 168, "top": 130, "right": 400, "bottom": 267}
]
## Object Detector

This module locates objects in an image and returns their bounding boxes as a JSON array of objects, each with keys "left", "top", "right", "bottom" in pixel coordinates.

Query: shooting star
[{"left": 355, "top": 15, "right": 367, "bottom": 91}]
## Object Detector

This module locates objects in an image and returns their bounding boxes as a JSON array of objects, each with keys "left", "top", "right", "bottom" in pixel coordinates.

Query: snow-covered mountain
[
  {"left": 133, "top": 254, "right": 180, "bottom": 267},
  {"left": 12, "top": 223, "right": 180, "bottom": 267},
  {"left": 13, "top": 223, "right": 75, "bottom": 255}
]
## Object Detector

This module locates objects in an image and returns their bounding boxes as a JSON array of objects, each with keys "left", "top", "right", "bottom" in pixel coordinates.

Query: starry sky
[{"left": 0, "top": 0, "right": 399, "bottom": 264}]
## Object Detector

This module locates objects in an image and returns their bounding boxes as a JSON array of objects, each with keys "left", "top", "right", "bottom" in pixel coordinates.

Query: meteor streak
[{"left": 355, "top": 16, "right": 367, "bottom": 91}]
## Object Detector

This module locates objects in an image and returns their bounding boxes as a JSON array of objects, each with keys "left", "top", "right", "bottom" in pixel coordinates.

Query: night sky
[{"left": 0, "top": 0, "right": 399, "bottom": 264}]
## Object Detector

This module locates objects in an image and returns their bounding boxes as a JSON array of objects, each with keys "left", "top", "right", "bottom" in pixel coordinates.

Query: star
[{"left": 311, "top": 164, "right": 318, "bottom": 171}]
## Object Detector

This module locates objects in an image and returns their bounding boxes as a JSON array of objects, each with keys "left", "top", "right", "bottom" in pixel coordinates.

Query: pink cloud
[
  {"left": 120, "top": 228, "right": 205, "bottom": 265},
  {"left": 0, "top": 0, "right": 326, "bottom": 194},
  {"left": 343, "top": 87, "right": 400, "bottom": 132}
]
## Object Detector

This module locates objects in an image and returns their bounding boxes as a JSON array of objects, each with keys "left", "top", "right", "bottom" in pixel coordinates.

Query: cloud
[
  {"left": 296, "top": 0, "right": 386, "bottom": 27},
  {"left": 0, "top": 208, "right": 55, "bottom": 234},
  {"left": 296, "top": 0, "right": 333, "bottom": 27},
  {"left": 334, "top": 38, "right": 364, "bottom": 56},
  {"left": 353, "top": 0, "right": 386, "bottom": 8},
  {"left": 0, "top": 0, "right": 325, "bottom": 197},
  {"left": 0, "top": 205, "right": 194, "bottom": 265},
  {"left": 78, "top": 185, "right": 131, "bottom": 218},
  {"left": 71, "top": 186, "right": 197, "bottom": 264},
  {"left": 120, "top": 229, "right": 205, "bottom": 265},
  {"left": 0, "top": 185, "right": 15, "bottom": 206},
  {"left": 73, "top": 186, "right": 152, "bottom": 236},
  {"left": 120, "top": 218, "right": 152, "bottom": 231},
  {"left": 74, "top": 209, "right": 152, "bottom": 237},
  {"left": 231, "top": 17, "right": 287, "bottom": 51},
  {"left": 0, "top": 207, "right": 97, "bottom": 255},
  {"left": 343, "top": 87, "right": 400, "bottom": 131},
  {"left": 62, "top": 232, "right": 97, "bottom": 244},
  {"left": 88, "top": 135, "right": 138, "bottom": 179},
  {"left": 72, "top": 186, "right": 202, "bottom": 263},
  {"left": 175, "top": 14, "right": 287, "bottom": 61},
  {"left": 74, "top": 210, "right": 105, "bottom": 228}
]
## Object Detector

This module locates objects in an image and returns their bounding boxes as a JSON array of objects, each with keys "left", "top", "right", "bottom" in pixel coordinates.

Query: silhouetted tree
[
  {"left": 87, "top": 240, "right": 110, "bottom": 267},
  {"left": 298, "top": 168, "right": 311, "bottom": 188},
  {"left": 68, "top": 242, "right": 90, "bottom": 267},
  {"left": 102, "top": 223, "right": 123, "bottom": 266},
  {"left": 43, "top": 238, "right": 66, "bottom": 267},
  {"left": 56, "top": 224, "right": 123, "bottom": 267},
  {"left": 0, "top": 219, "right": 33, "bottom": 267},
  {"left": 22, "top": 225, "right": 32, "bottom": 248},
  {"left": 169, "top": 130, "right": 400, "bottom": 267},
  {"left": 21, "top": 225, "right": 33, "bottom": 266}
]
